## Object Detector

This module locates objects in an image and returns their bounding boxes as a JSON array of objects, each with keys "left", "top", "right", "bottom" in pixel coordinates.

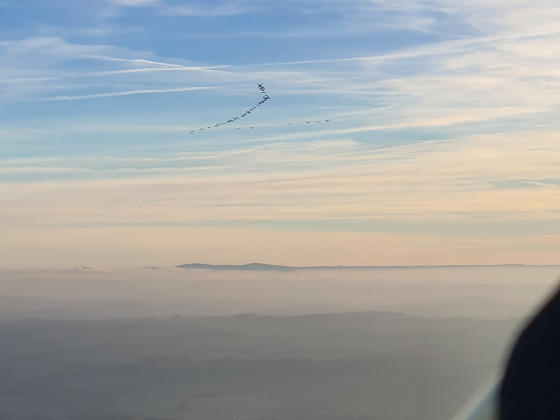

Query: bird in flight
[
  {"left": 185, "top": 83, "right": 334, "bottom": 134},
  {"left": 187, "top": 83, "right": 269, "bottom": 134}
]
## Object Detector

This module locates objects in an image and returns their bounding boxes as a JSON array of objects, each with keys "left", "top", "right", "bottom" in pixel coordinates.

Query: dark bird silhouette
[{"left": 186, "top": 84, "right": 269, "bottom": 135}]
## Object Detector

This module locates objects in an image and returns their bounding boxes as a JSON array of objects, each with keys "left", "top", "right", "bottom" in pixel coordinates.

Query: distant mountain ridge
[
  {"left": 176, "top": 262, "right": 295, "bottom": 271},
  {"left": 175, "top": 262, "right": 554, "bottom": 271}
]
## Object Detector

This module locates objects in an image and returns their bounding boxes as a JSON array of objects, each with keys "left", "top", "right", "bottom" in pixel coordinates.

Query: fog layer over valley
[
  {"left": 1, "top": 265, "right": 558, "bottom": 419},
  {"left": 1, "top": 265, "right": 558, "bottom": 319}
]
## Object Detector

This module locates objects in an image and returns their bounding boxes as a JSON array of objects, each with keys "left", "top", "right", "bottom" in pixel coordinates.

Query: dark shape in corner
[{"left": 499, "top": 282, "right": 560, "bottom": 419}]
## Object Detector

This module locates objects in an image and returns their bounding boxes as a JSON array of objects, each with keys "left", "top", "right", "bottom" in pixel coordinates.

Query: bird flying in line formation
[
  {"left": 187, "top": 84, "right": 332, "bottom": 134},
  {"left": 188, "top": 84, "right": 270, "bottom": 134}
]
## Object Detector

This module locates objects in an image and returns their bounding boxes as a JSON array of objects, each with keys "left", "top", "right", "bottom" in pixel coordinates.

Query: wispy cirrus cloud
[
  {"left": 159, "top": 3, "right": 255, "bottom": 17},
  {"left": 44, "top": 86, "right": 216, "bottom": 101},
  {"left": 4, "top": 0, "right": 560, "bottom": 123},
  {"left": 3, "top": 0, "right": 560, "bottom": 266},
  {"left": 2, "top": 130, "right": 559, "bottom": 226},
  {"left": 105, "top": 0, "right": 160, "bottom": 6}
]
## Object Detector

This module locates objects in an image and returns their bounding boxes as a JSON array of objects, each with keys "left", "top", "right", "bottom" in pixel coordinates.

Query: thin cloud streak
[
  {"left": 79, "top": 54, "right": 227, "bottom": 70},
  {"left": 2, "top": 131, "right": 559, "bottom": 228},
  {"left": 43, "top": 86, "right": 217, "bottom": 101}
]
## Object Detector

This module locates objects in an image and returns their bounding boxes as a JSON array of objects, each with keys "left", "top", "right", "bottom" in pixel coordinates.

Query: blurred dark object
[{"left": 499, "top": 284, "right": 560, "bottom": 419}]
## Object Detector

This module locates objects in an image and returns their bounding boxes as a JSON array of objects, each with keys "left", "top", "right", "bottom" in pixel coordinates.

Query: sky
[{"left": 1, "top": 0, "right": 560, "bottom": 268}]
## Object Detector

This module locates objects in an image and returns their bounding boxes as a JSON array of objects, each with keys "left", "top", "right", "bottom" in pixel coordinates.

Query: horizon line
[
  {"left": 175, "top": 262, "right": 560, "bottom": 271},
  {"left": 2, "top": 263, "right": 559, "bottom": 271}
]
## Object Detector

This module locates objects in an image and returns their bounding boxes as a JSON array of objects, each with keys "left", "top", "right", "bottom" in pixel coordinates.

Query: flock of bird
[
  {"left": 188, "top": 83, "right": 270, "bottom": 134},
  {"left": 187, "top": 83, "right": 331, "bottom": 134}
]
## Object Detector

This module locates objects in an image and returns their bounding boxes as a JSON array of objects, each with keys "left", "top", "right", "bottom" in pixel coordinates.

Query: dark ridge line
[{"left": 175, "top": 262, "right": 560, "bottom": 271}]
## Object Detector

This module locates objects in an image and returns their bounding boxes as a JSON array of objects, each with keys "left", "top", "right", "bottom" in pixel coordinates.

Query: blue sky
[{"left": 1, "top": 0, "right": 560, "bottom": 268}]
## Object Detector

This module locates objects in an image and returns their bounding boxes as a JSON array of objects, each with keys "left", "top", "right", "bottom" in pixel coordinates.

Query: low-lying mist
[
  {"left": 2, "top": 265, "right": 559, "bottom": 419},
  {"left": 1, "top": 265, "right": 558, "bottom": 320}
]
